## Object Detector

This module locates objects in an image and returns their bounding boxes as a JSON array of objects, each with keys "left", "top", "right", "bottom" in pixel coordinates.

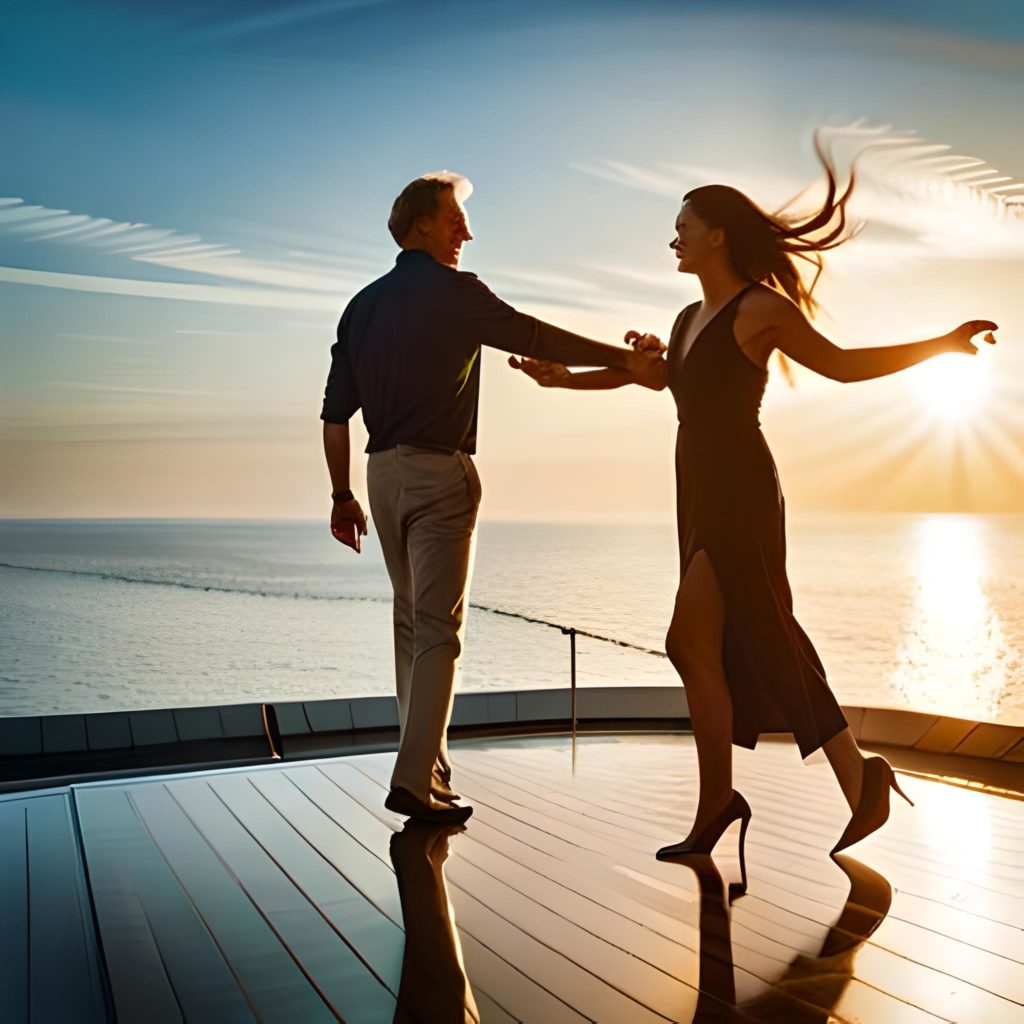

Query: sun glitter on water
[{"left": 910, "top": 353, "right": 990, "bottom": 422}]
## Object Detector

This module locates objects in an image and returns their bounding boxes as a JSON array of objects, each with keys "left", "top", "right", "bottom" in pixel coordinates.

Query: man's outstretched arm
[{"left": 457, "top": 273, "right": 661, "bottom": 382}]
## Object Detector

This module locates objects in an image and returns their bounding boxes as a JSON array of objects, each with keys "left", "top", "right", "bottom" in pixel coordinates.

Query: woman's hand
[
  {"left": 508, "top": 355, "right": 572, "bottom": 387},
  {"left": 627, "top": 348, "right": 668, "bottom": 390},
  {"left": 624, "top": 329, "right": 666, "bottom": 354},
  {"left": 942, "top": 320, "right": 998, "bottom": 355}
]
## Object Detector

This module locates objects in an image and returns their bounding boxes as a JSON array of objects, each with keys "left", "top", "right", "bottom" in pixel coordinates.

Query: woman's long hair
[{"left": 683, "top": 131, "right": 858, "bottom": 379}]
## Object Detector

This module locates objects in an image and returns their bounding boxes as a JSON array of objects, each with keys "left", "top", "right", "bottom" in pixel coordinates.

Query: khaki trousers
[{"left": 367, "top": 445, "right": 482, "bottom": 802}]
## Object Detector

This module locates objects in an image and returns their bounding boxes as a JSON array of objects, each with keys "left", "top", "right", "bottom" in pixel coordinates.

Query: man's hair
[{"left": 387, "top": 170, "right": 473, "bottom": 245}]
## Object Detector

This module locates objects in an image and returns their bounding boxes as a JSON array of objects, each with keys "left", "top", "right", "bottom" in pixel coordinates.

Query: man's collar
[{"left": 396, "top": 248, "right": 435, "bottom": 264}]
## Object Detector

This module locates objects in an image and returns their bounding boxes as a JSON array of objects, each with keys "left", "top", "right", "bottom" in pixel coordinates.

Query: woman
[{"left": 511, "top": 141, "right": 997, "bottom": 876}]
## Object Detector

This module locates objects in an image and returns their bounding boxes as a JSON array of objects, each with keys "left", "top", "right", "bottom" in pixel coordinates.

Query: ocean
[{"left": 1, "top": 515, "right": 1022, "bottom": 726}]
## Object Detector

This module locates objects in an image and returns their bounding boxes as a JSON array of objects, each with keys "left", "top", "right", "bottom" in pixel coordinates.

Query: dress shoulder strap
[{"left": 667, "top": 302, "right": 698, "bottom": 358}]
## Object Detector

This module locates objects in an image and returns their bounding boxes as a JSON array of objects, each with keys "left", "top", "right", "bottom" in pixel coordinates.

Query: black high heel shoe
[
  {"left": 656, "top": 790, "right": 752, "bottom": 895},
  {"left": 831, "top": 755, "right": 913, "bottom": 856}
]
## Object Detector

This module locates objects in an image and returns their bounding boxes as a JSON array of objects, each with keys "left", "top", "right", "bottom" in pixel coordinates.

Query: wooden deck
[{"left": 3, "top": 733, "right": 1022, "bottom": 1022}]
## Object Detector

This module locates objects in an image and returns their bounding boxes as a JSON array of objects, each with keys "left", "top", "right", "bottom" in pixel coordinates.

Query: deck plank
[
  {"left": 471, "top": 986, "right": 517, "bottom": 1024},
  {"left": 0, "top": 794, "right": 111, "bottom": 1024},
  {"left": 893, "top": 891, "right": 1024, "bottom": 964},
  {"left": 457, "top": 929, "right": 583, "bottom": 1024},
  {"left": 0, "top": 801, "right": 29, "bottom": 1023},
  {"left": 27, "top": 795, "right": 108, "bottom": 1023}
]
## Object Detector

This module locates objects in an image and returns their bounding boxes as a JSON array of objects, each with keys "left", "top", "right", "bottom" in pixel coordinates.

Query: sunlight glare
[
  {"left": 910, "top": 354, "right": 990, "bottom": 422},
  {"left": 918, "top": 778, "right": 992, "bottom": 873},
  {"left": 891, "top": 516, "right": 1015, "bottom": 722}
]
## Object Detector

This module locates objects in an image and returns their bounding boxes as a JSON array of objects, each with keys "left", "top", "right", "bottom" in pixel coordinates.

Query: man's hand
[
  {"left": 508, "top": 355, "right": 572, "bottom": 387},
  {"left": 624, "top": 329, "right": 666, "bottom": 354},
  {"left": 331, "top": 497, "right": 368, "bottom": 553}
]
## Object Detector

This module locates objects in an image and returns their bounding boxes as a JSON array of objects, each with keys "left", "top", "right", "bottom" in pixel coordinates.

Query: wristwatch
[{"left": 332, "top": 489, "right": 355, "bottom": 503}]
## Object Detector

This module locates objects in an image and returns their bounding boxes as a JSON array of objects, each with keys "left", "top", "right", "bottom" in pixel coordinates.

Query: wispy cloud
[
  {"left": 575, "top": 123, "right": 1024, "bottom": 263},
  {"left": 189, "top": 0, "right": 392, "bottom": 43},
  {"left": 484, "top": 262, "right": 680, "bottom": 325},
  {"left": 138, "top": 252, "right": 350, "bottom": 293},
  {"left": 0, "top": 266, "right": 340, "bottom": 310},
  {"left": 0, "top": 199, "right": 237, "bottom": 261},
  {"left": 572, "top": 161, "right": 800, "bottom": 208},
  {"left": 58, "top": 332, "right": 150, "bottom": 345},
  {"left": 823, "top": 122, "right": 1024, "bottom": 260},
  {"left": 581, "top": 263, "right": 685, "bottom": 299},
  {"left": 0, "top": 197, "right": 369, "bottom": 310},
  {"left": 174, "top": 328, "right": 267, "bottom": 337},
  {"left": 49, "top": 382, "right": 220, "bottom": 397}
]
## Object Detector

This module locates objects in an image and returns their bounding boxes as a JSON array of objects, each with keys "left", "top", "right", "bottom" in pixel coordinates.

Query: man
[{"left": 322, "top": 170, "right": 658, "bottom": 823}]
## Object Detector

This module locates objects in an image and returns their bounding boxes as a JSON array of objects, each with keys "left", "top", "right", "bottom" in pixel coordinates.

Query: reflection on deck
[
  {"left": 3, "top": 734, "right": 1023, "bottom": 1022},
  {"left": 893, "top": 515, "right": 1018, "bottom": 723}
]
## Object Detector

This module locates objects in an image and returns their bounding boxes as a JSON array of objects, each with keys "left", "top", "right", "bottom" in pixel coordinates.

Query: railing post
[{"left": 561, "top": 626, "right": 577, "bottom": 740}]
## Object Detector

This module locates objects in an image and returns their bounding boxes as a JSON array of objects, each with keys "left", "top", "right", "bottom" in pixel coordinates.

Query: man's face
[{"left": 414, "top": 190, "right": 473, "bottom": 268}]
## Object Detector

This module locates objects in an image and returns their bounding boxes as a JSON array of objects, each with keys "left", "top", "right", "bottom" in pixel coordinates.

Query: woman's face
[{"left": 670, "top": 201, "right": 720, "bottom": 274}]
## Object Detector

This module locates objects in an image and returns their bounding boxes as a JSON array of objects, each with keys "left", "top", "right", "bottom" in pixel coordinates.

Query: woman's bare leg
[
  {"left": 823, "top": 727, "right": 865, "bottom": 811},
  {"left": 666, "top": 550, "right": 734, "bottom": 838}
]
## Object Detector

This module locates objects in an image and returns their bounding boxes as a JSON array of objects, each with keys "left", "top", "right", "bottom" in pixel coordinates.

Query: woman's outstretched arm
[
  {"left": 739, "top": 289, "right": 997, "bottom": 383},
  {"left": 509, "top": 356, "right": 668, "bottom": 391}
]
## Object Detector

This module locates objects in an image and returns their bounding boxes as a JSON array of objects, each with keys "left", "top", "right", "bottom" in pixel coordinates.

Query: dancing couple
[{"left": 321, "top": 155, "right": 997, "bottom": 869}]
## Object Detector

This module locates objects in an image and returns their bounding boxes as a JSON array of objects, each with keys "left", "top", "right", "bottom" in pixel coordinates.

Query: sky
[{"left": 3, "top": 0, "right": 1024, "bottom": 522}]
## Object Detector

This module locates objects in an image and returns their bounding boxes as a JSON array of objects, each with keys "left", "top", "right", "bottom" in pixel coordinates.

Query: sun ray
[
  {"left": 972, "top": 415, "right": 1024, "bottom": 478},
  {"left": 966, "top": 425, "right": 1024, "bottom": 502},
  {"left": 803, "top": 396, "right": 932, "bottom": 469},
  {"left": 869, "top": 432, "right": 946, "bottom": 508}
]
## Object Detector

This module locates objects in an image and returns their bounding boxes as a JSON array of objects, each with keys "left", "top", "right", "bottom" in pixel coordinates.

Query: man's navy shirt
[{"left": 321, "top": 249, "right": 620, "bottom": 454}]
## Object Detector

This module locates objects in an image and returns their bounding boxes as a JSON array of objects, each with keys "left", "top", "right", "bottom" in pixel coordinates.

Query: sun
[{"left": 910, "top": 353, "right": 990, "bottom": 422}]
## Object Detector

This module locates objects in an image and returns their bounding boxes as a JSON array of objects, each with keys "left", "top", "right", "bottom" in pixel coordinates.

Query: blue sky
[{"left": 3, "top": 1, "right": 1024, "bottom": 518}]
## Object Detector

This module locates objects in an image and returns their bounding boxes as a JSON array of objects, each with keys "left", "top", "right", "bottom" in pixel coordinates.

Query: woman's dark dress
[{"left": 667, "top": 284, "right": 847, "bottom": 759}]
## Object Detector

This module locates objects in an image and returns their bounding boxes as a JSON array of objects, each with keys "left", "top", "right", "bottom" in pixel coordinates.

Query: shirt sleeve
[
  {"left": 455, "top": 272, "right": 633, "bottom": 370},
  {"left": 320, "top": 307, "right": 361, "bottom": 424}
]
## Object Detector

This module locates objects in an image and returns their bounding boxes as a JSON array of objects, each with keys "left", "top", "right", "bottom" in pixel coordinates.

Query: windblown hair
[
  {"left": 683, "top": 131, "right": 858, "bottom": 319},
  {"left": 387, "top": 170, "right": 473, "bottom": 245}
]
